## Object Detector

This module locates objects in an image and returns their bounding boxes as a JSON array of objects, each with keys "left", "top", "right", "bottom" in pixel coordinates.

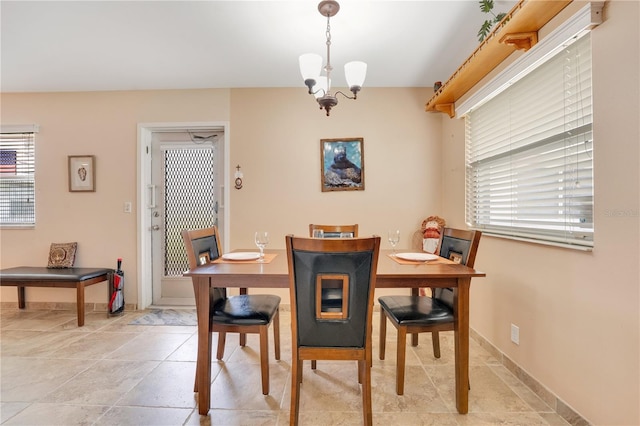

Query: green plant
[{"left": 477, "top": 0, "right": 508, "bottom": 42}]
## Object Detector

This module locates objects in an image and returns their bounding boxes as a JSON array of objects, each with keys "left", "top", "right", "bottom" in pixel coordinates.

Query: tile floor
[{"left": 0, "top": 308, "right": 571, "bottom": 426}]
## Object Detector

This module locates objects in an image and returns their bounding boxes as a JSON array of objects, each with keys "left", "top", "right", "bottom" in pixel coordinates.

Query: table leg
[
  {"left": 17, "top": 286, "right": 25, "bottom": 309},
  {"left": 194, "top": 277, "right": 212, "bottom": 415},
  {"left": 454, "top": 277, "right": 471, "bottom": 414},
  {"left": 76, "top": 282, "right": 85, "bottom": 327}
]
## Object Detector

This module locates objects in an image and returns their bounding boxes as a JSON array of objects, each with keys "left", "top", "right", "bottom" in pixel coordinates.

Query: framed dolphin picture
[{"left": 320, "top": 138, "right": 364, "bottom": 192}]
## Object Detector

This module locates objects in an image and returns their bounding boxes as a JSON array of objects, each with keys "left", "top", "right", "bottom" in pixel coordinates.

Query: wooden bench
[{"left": 0, "top": 266, "right": 114, "bottom": 326}]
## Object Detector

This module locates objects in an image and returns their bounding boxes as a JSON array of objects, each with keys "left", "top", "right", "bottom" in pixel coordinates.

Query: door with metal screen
[{"left": 150, "top": 133, "right": 222, "bottom": 305}]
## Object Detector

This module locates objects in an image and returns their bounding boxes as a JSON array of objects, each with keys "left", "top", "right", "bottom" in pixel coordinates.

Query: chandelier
[{"left": 299, "top": 0, "right": 367, "bottom": 116}]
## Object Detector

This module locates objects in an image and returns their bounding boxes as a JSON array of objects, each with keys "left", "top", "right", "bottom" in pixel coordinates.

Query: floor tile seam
[
  {"left": 418, "top": 361, "right": 457, "bottom": 414},
  {"left": 46, "top": 328, "right": 127, "bottom": 359},
  {"left": 163, "top": 332, "right": 201, "bottom": 363},
  {"left": 17, "top": 401, "right": 113, "bottom": 408},
  {"left": 112, "top": 401, "right": 197, "bottom": 409},
  {"left": 408, "top": 359, "right": 456, "bottom": 412},
  {"left": 182, "top": 408, "right": 201, "bottom": 426},
  {"left": 27, "top": 358, "right": 102, "bottom": 404},
  {"left": 91, "top": 404, "right": 115, "bottom": 426},
  {"left": 0, "top": 325, "right": 72, "bottom": 332},
  {"left": 465, "top": 408, "right": 554, "bottom": 415},
  {"left": 0, "top": 401, "right": 32, "bottom": 424},
  {"left": 486, "top": 363, "right": 557, "bottom": 414},
  {"left": 374, "top": 408, "right": 456, "bottom": 414},
  {"left": 19, "top": 354, "right": 115, "bottom": 362},
  {"left": 0, "top": 354, "right": 104, "bottom": 366},
  {"left": 104, "top": 330, "right": 174, "bottom": 360},
  {"left": 278, "top": 370, "right": 293, "bottom": 410},
  {"left": 108, "top": 361, "right": 166, "bottom": 410}
]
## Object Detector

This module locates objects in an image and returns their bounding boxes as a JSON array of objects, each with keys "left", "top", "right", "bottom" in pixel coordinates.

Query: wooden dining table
[{"left": 184, "top": 248, "right": 485, "bottom": 416}]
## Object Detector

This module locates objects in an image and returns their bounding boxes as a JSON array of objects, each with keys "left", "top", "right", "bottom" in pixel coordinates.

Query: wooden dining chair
[
  {"left": 308, "top": 223, "right": 359, "bottom": 370},
  {"left": 309, "top": 223, "right": 358, "bottom": 239},
  {"left": 286, "top": 235, "right": 380, "bottom": 426},
  {"left": 378, "top": 227, "right": 481, "bottom": 395},
  {"left": 181, "top": 225, "right": 281, "bottom": 395}
]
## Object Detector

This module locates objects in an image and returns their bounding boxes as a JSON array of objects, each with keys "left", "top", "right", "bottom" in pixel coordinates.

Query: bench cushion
[{"left": 0, "top": 266, "right": 113, "bottom": 282}]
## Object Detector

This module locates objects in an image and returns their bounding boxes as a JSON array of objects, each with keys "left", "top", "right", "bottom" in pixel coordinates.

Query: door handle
[
  {"left": 151, "top": 225, "right": 160, "bottom": 231},
  {"left": 148, "top": 184, "right": 157, "bottom": 209}
]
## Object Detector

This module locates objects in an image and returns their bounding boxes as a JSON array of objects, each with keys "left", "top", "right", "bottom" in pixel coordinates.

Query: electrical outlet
[
  {"left": 511, "top": 323, "right": 520, "bottom": 345},
  {"left": 124, "top": 202, "right": 132, "bottom": 213}
]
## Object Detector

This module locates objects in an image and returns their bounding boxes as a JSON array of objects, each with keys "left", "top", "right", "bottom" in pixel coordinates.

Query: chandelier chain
[{"left": 325, "top": 14, "right": 333, "bottom": 77}]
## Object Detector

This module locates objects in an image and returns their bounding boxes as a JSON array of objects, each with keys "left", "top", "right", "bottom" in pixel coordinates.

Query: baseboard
[{"left": 470, "top": 328, "right": 591, "bottom": 426}]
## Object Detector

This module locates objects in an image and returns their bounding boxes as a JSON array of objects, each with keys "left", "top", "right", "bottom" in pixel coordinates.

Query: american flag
[{"left": 0, "top": 150, "right": 17, "bottom": 174}]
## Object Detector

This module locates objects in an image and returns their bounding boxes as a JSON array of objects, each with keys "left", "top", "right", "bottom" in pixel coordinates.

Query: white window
[
  {"left": 462, "top": 15, "right": 595, "bottom": 249},
  {"left": 0, "top": 125, "right": 38, "bottom": 227}
]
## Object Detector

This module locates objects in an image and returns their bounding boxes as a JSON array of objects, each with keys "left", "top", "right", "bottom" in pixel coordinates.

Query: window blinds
[
  {"left": 0, "top": 130, "right": 36, "bottom": 226},
  {"left": 465, "top": 34, "right": 593, "bottom": 248}
]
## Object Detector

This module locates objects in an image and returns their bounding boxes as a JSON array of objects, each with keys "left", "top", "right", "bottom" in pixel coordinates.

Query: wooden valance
[{"left": 425, "top": 0, "right": 573, "bottom": 118}]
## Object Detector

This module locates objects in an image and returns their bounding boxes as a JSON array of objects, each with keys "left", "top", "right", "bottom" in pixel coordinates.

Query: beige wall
[
  {"left": 1, "top": 1, "right": 638, "bottom": 424},
  {"left": 441, "top": 1, "right": 639, "bottom": 425},
  {"left": 0, "top": 89, "right": 231, "bottom": 303},
  {"left": 228, "top": 87, "right": 440, "bottom": 300},
  {"left": 229, "top": 87, "right": 440, "bottom": 247},
  {"left": 0, "top": 87, "right": 439, "bottom": 304}
]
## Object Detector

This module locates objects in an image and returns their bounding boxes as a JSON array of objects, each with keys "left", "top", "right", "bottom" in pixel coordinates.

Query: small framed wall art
[
  {"left": 68, "top": 155, "right": 96, "bottom": 192},
  {"left": 320, "top": 138, "right": 364, "bottom": 192}
]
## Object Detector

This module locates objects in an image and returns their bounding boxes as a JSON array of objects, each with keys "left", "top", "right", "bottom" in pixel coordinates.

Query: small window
[{"left": 0, "top": 126, "right": 37, "bottom": 227}]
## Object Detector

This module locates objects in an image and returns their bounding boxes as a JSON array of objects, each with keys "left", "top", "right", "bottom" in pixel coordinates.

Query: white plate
[
  {"left": 395, "top": 252, "right": 438, "bottom": 262},
  {"left": 221, "top": 252, "right": 261, "bottom": 261}
]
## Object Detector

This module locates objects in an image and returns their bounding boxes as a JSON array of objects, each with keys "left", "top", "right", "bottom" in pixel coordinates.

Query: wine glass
[
  {"left": 388, "top": 230, "right": 400, "bottom": 256},
  {"left": 254, "top": 231, "right": 269, "bottom": 262},
  {"left": 312, "top": 229, "right": 324, "bottom": 238}
]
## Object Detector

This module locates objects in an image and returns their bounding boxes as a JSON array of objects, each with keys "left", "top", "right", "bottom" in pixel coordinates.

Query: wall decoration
[
  {"left": 47, "top": 242, "right": 78, "bottom": 268},
  {"left": 68, "top": 155, "right": 95, "bottom": 192},
  {"left": 320, "top": 138, "right": 364, "bottom": 192}
]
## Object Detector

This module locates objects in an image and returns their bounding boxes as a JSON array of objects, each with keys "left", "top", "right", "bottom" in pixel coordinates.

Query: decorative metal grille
[{"left": 164, "top": 147, "right": 218, "bottom": 276}]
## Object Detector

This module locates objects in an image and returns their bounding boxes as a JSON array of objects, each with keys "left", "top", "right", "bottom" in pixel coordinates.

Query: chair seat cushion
[
  {"left": 212, "top": 294, "right": 280, "bottom": 325},
  {"left": 378, "top": 295, "right": 453, "bottom": 325}
]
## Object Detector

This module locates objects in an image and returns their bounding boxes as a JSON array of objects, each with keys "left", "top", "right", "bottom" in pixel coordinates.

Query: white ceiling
[{"left": 1, "top": 0, "right": 517, "bottom": 93}]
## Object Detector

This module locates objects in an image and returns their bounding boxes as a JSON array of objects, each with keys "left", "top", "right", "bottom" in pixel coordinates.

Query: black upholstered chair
[
  {"left": 308, "top": 224, "right": 359, "bottom": 369},
  {"left": 378, "top": 227, "right": 481, "bottom": 395},
  {"left": 286, "top": 235, "right": 380, "bottom": 426},
  {"left": 181, "top": 226, "right": 281, "bottom": 395}
]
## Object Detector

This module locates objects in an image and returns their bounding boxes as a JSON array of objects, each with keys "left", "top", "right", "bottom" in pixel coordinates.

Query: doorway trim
[{"left": 137, "top": 122, "right": 230, "bottom": 309}]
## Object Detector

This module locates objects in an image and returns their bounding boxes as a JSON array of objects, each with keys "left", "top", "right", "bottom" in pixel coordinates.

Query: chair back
[
  {"left": 286, "top": 235, "right": 380, "bottom": 349},
  {"left": 309, "top": 224, "right": 359, "bottom": 239},
  {"left": 433, "top": 228, "right": 482, "bottom": 307},
  {"left": 181, "top": 225, "right": 226, "bottom": 301},
  {"left": 181, "top": 226, "right": 223, "bottom": 269}
]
